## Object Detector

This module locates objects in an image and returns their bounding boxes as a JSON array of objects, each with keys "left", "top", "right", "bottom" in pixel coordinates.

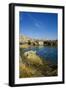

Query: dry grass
[{"left": 19, "top": 63, "right": 43, "bottom": 78}]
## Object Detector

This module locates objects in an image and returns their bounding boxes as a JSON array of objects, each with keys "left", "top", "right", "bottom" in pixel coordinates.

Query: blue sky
[{"left": 19, "top": 12, "right": 58, "bottom": 40}]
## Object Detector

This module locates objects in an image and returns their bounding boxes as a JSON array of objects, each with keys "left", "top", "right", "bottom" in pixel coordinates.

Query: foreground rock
[{"left": 23, "top": 50, "right": 43, "bottom": 65}]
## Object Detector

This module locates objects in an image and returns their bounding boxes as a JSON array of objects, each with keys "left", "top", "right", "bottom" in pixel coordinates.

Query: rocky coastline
[{"left": 19, "top": 50, "right": 57, "bottom": 78}]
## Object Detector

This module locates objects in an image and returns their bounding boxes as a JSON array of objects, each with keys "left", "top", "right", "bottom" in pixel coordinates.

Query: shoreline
[{"left": 20, "top": 44, "right": 57, "bottom": 49}]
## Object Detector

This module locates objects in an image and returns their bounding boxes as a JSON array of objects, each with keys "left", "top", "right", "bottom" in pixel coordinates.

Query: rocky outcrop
[{"left": 20, "top": 34, "right": 57, "bottom": 46}]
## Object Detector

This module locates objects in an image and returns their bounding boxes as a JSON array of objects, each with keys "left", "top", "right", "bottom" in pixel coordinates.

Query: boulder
[
  {"left": 24, "top": 50, "right": 36, "bottom": 57},
  {"left": 23, "top": 50, "right": 43, "bottom": 65}
]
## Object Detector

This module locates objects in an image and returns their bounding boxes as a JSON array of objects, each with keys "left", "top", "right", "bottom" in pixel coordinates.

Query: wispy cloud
[
  {"left": 27, "top": 14, "right": 41, "bottom": 28},
  {"left": 35, "top": 23, "right": 40, "bottom": 28}
]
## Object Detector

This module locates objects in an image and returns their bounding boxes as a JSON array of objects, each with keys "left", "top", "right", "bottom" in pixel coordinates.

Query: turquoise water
[{"left": 22, "top": 46, "right": 57, "bottom": 65}]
